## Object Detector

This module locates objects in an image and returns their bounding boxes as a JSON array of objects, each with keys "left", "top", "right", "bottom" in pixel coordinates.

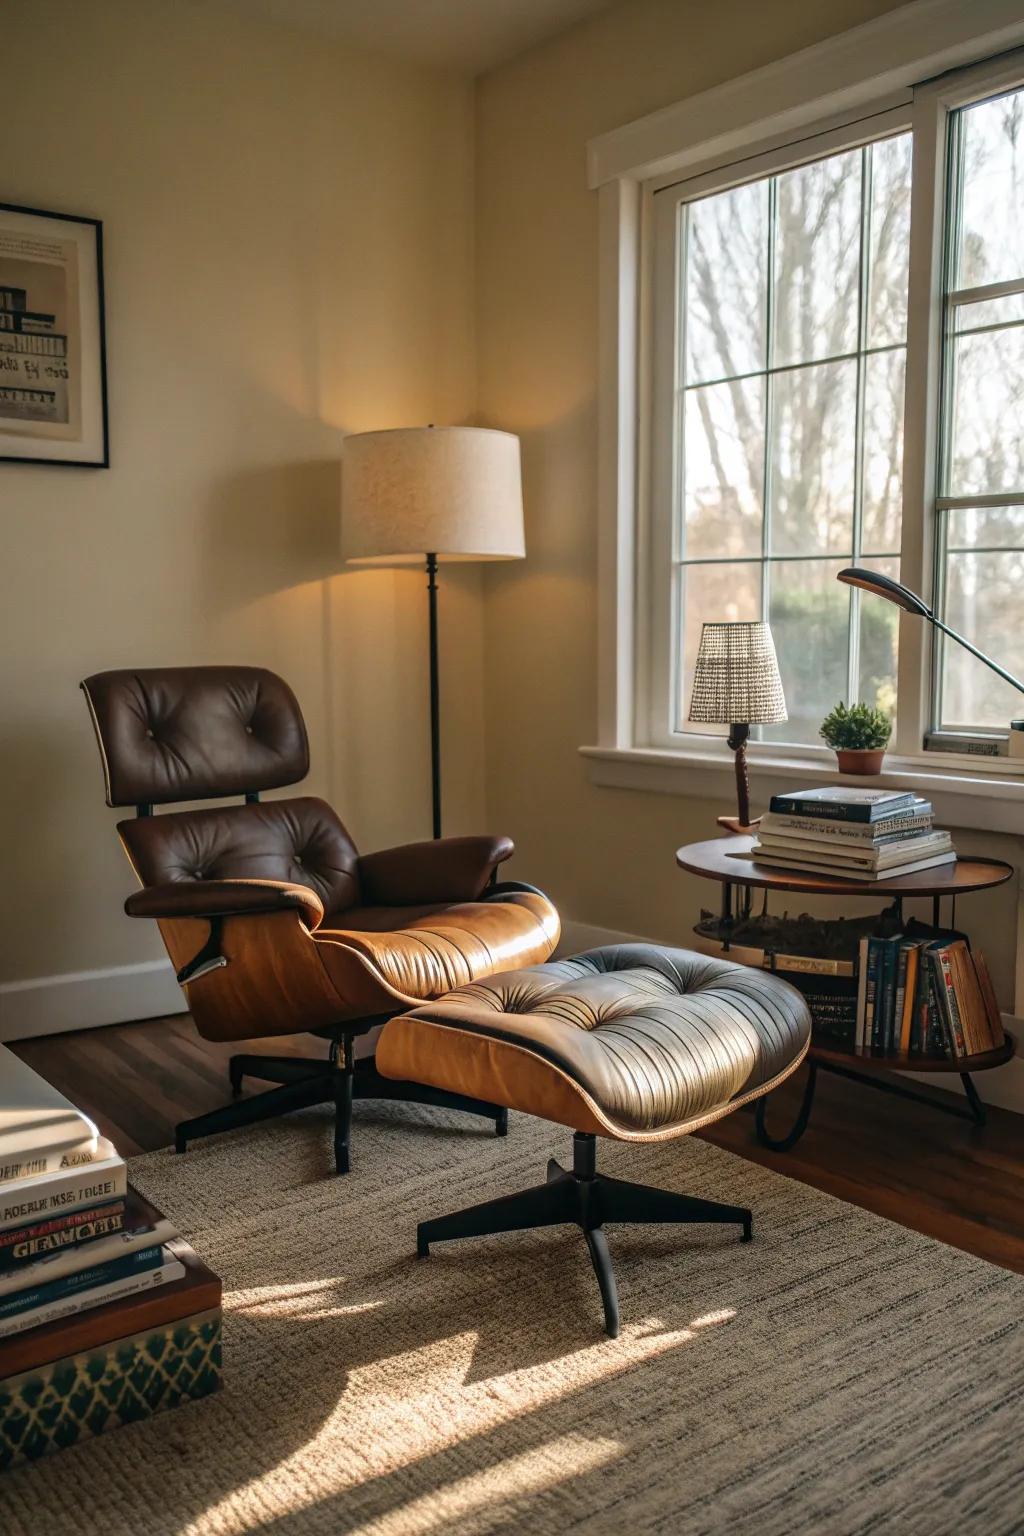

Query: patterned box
[{"left": 0, "top": 1305, "right": 221, "bottom": 1469}]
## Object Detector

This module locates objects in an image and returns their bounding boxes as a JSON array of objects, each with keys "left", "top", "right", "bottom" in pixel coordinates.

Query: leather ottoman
[{"left": 377, "top": 943, "right": 811, "bottom": 1336}]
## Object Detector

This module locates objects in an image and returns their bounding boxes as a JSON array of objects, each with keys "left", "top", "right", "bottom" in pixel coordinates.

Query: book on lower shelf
[
  {"left": 785, "top": 972, "right": 860, "bottom": 1050},
  {"left": 852, "top": 933, "right": 1004, "bottom": 1059}
]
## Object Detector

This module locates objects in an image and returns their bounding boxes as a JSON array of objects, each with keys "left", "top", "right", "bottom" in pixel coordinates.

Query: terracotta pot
[{"left": 834, "top": 748, "right": 885, "bottom": 775}]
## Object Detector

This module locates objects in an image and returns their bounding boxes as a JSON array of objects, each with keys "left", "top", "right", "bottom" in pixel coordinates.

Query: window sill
[{"left": 580, "top": 742, "right": 1024, "bottom": 836}]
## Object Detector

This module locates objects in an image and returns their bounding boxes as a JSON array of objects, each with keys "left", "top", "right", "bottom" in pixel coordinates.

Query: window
[
  {"left": 935, "top": 86, "right": 1024, "bottom": 736},
  {"left": 674, "top": 135, "right": 911, "bottom": 746},
  {"left": 643, "top": 54, "right": 1024, "bottom": 761}
]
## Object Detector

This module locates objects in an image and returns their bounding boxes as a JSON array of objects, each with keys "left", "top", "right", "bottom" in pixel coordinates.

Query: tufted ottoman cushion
[
  {"left": 377, "top": 943, "right": 810, "bottom": 1141},
  {"left": 379, "top": 944, "right": 811, "bottom": 1337}
]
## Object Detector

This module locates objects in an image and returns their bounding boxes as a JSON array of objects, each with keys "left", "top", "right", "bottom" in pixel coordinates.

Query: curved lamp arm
[{"left": 837, "top": 567, "right": 1024, "bottom": 698}]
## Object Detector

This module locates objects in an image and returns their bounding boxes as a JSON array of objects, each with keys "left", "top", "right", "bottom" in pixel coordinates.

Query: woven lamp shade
[{"left": 688, "top": 621, "right": 787, "bottom": 725}]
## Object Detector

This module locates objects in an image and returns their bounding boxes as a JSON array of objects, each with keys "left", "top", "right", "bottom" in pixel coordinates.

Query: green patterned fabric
[{"left": 0, "top": 1308, "right": 221, "bottom": 1469}]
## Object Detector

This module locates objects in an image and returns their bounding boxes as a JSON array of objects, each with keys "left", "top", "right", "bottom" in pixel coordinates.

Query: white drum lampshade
[
  {"left": 341, "top": 426, "right": 525, "bottom": 564},
  {"left": 340, "top": 425, "right": 525, "bottom": 841}
]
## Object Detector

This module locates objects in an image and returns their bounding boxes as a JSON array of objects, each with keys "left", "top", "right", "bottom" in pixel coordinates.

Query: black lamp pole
[
  {"left": 426, "top": 551, "right": 442, "bottom": 839},
  {"left": 837, "top": 568, "right": 1024, "bottom": 697}
]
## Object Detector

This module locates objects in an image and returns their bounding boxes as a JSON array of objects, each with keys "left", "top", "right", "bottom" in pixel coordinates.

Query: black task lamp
[{"left": 836, "top": 567, "right": 1024, "bottom": 705}]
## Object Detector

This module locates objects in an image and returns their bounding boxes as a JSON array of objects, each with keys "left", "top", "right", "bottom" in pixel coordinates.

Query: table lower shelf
[
  {"left": 755, "top": 1034, "right": 1015, "bottom": 1152},
  {"left": 810, "top": 1033, "right": 1015, "bottom": 1075}
]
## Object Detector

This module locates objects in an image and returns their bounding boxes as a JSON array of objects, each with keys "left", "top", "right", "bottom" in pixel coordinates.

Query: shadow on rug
[{"left": 1, "top": 1103, "right": 1021, "bottom": 1536}]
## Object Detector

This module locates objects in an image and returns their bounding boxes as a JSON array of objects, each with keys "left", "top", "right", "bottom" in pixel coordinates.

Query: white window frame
[{"left": 584, "top": 0, "right": 1024, "bottom": 837}]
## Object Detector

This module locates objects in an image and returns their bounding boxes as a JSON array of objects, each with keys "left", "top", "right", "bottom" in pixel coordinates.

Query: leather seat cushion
[
  {"left": 119, "top": 797, "right": 362, "bottom": 918},
  {"left": 315, "top": 892, "right": 561, "bottom": 1006},
  {"left": 376, "top": 943, "right": 811, "bottom": 1141}
]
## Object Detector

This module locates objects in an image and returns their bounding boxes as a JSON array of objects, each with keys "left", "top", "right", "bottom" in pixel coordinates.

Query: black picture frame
[{"left": 0, "top": 201, "right": 109, "bottom": 468}]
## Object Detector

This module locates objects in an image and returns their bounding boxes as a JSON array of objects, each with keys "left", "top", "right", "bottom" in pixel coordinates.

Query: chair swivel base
[
  {"left": 416, "top": 1130, "right": 752, "bottom": 1339},
  {"left": 173, "top": 1041, "right": 508, "bottom": 1175}
]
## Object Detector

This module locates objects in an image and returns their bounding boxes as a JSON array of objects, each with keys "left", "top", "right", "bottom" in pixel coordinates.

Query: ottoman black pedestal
[{"left": 378, "top": 944, "right": 810, "bottom": 1337}]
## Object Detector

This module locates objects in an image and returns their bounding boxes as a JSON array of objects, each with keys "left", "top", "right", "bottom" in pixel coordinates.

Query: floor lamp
[{"left": 341, "top": 426, "right": 525, "bottom": 838}]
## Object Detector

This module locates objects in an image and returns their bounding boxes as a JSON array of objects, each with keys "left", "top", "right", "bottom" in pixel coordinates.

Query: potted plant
[{"left": 819, "top": 701, "right": 892, "bottom": 775}]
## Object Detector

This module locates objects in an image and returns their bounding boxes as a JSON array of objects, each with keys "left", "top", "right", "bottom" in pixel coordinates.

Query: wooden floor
[{"left": 12, "top": 1013, "right": 1024, "bottom": 1275}]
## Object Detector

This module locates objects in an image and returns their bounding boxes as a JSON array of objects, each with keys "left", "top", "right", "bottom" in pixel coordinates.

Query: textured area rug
[{"left": 1, "top": 1102, "right": 1022, "bottom": 1536}]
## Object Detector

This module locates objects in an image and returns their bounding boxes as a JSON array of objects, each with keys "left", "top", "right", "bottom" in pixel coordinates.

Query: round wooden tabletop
[{"left": 675, "top": 835, "right": 1015, "bottom": 897}]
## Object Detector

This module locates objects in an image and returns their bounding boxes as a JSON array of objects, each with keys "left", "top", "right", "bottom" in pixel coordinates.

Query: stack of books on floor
[
  {"left": 753, "top": 787, "right": 956, "bottom": 881},
  {"left": 854, "top": 932, "right": 1006, "bottom": 1060},
  {"left": 0, "top": 1050, "right": 183, "bottom": 1341},
  {"left": 0, "top": 1047, "right": 221, "bottom": 1467}
]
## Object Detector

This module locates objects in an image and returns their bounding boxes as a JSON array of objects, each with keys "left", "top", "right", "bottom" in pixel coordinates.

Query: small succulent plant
[{"left": 819, "top": 701, "right": 892, "bottom": 752}]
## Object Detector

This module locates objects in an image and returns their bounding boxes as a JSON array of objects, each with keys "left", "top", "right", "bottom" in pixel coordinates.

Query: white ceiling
[{"left": 227, "top": 0, "right": 614, "bottom": 74}]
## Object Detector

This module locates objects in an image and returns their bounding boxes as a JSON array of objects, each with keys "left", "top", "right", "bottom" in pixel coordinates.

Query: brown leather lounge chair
[{"left": 81, "top": 666, "right": 559, "bottom": 1172}]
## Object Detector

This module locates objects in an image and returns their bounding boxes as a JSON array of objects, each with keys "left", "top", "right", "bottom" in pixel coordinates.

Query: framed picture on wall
[{"left": 0, "top": 201, "right": 109, "bottom": 467}]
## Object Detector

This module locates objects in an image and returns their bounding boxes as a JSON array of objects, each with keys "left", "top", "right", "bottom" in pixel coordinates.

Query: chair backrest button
[
  {"left": 146, "top": 728, "right": 154, "bottom": 739},
  {"left": 245, "top": 725, "right": 253, "bottom": 734}
]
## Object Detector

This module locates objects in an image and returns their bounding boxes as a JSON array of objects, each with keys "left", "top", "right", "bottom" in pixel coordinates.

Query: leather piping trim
[
  {"left": 117, "top": 829, "right": 145, "bottom": 888},
  {"left": 380, "top": 1017, "right": 810, "bottom": 1143},
  {"left": 80, "top": 681, "right": 115, "bottom": 807}
]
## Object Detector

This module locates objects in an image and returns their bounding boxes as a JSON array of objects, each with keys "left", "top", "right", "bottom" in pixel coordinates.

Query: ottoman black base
[{"left": 416, "top": 1130, "right": 752, "bottom": 1338}]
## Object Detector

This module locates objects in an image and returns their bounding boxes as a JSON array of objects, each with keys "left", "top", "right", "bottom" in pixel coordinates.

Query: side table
[{"left": 676, "top": 835, "right": 1015, "bottom": 1149}]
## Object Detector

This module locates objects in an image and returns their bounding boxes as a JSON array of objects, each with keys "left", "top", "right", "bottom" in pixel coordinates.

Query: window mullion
[
  {"left": 760, "top": 174, "right": 777, "bottom": 699},
  {"left": 892, "top": 88, "right": 946, "bottom": 758},
  {"left": 848, "top": 144, "right": 871, "bottom": 706},
  {"left": 931, "top": 108, "right": 965, "bottom": 735}
]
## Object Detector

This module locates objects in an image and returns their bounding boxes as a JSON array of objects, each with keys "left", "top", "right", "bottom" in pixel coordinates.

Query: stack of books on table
[
  {"left": 753, "top": 787, "right": 956, "bottom": 882},
  {"left": 854, "top": 931, "right": 1006, "bottom": 1059},
  {"left": 0, "top": 1047, "right": 221, "bottom": 1467}
]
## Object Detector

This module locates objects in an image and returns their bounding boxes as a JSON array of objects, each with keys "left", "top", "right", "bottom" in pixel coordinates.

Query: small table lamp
[
  {"left": 688, "top": 621, "right": 787, "bottom": 834},
  {"left": 342, "top": 426, "right": 525, "bottom": 838}
]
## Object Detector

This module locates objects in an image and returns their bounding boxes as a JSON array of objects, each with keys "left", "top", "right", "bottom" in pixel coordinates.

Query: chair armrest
[
  {"left": 358, "top": 835, "right": 514, "bottom": 906},
  {"left": 124, "top": 878, "right": 324, "bottom": 931}
]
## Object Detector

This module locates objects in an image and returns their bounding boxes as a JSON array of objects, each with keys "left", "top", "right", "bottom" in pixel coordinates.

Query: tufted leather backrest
[
  {"left": 119, "top": 796, "right": 362, "bottom": 916},
  {"left": 81, "top": 667, "right": 309, "bottom": 808}
]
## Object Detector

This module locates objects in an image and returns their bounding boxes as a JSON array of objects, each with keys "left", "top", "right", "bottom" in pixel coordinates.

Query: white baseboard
[
  {"left": 557, "top": 919, "right": 652, "bottom": 954},
  {"left": 558, "top": 918, "right": 1024, "bottom": 1118},
  {"left": 0, "top": 959, "right": 183, "bottom": 1043}
]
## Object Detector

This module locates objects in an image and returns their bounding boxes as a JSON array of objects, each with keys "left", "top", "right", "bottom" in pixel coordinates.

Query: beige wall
[
  {"left": 475, "top": 0, "right": 1020, "bottom": 1010},
  {"left": 0, "top": 0, "right": 480, "bottom": 1000},
  {"left": 3, "top": 0, "right": 1020, "bottom": 1043}
]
